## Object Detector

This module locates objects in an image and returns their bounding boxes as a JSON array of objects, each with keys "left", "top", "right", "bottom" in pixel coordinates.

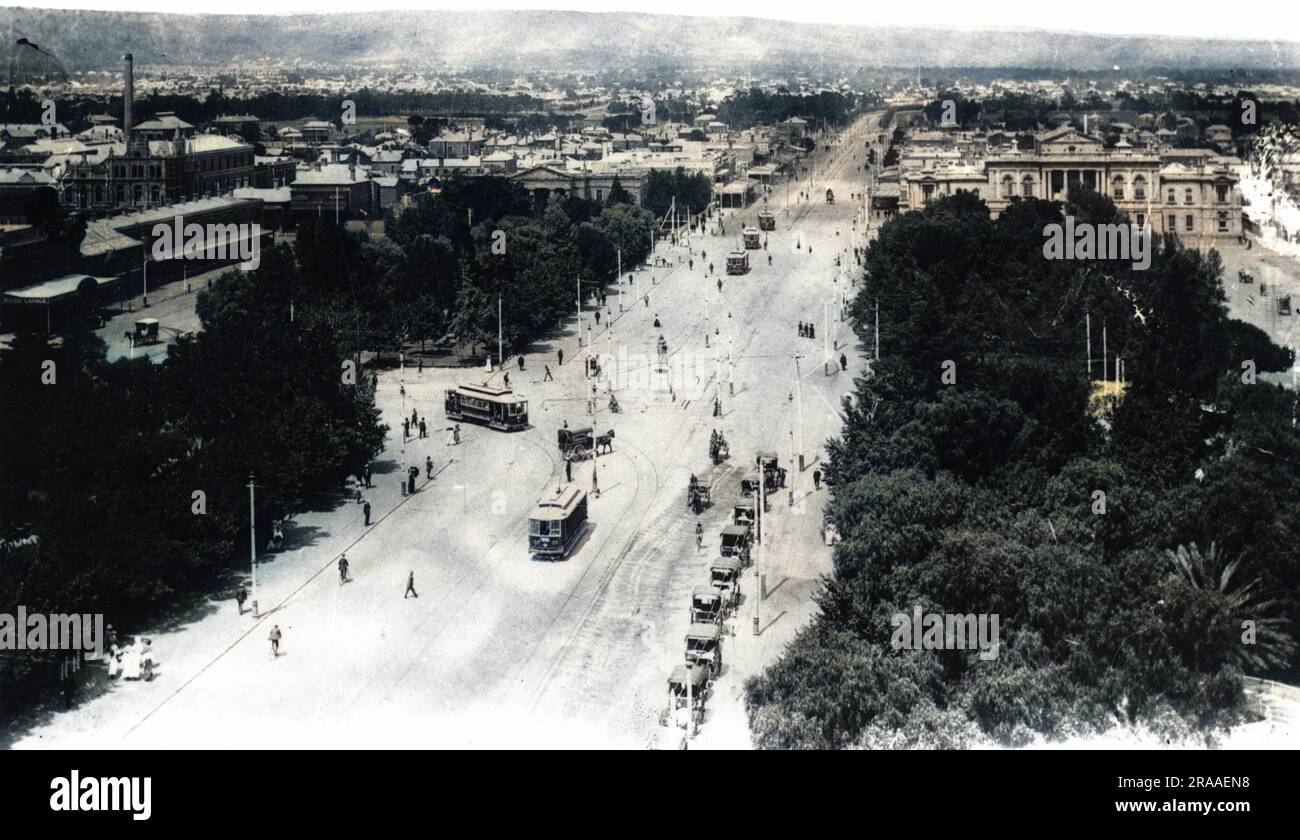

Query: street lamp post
[{"left": 248, "top": 473, "right": 259, "bottom": 618}]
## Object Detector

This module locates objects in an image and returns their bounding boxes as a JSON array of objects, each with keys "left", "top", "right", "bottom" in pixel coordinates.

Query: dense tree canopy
[{"left": 746, "top": 190, "right": 1299, "bottom": 748}]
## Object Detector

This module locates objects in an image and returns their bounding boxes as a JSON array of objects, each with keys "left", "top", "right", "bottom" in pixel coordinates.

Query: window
[
  {"left": 150, "top": 186, "right": 160, "bottom": 204},
  {"left": 1184, "top": 188, "right": 1194, "bottom": 205},
  {"left": 1216, "top": 184, "right": 1229, "bottom": 203},
  {"left": 921, "top": 183, "right": 935, "bottom": 199},
  {"left": 1133, "top": 177, "right": 1146, "bottom": 200},
  {"left": 1217, "top": 211, "right": 1229, "bottom": 232},
  {"left": 1185, "top": 214, "right": 1194, "bottom": 232},
  {"left": 1021, "top": 176, "right": 1035, "bottom": 198},
  {"left": 595, "top": 189, "right": 604, "bottom": 201},
  {"left": 1112, "top": 176, "right": 1125, "bottom": 200},
  {"left": 1002, "top": 175, "right": 1015, "bottom": 198},
  {"left": 1167, "top": 189, "right": 1176, "bottom": 205},
  {"left": 1168, "top": 214, "right": 1176, "bottom": 231}
]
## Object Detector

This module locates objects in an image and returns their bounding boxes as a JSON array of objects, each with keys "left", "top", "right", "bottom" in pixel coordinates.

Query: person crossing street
[
  {"left": 404, "top": 571, "right": 418, "bottom": 599},
  {"left": 339, "top": 554, "right": 349, "bottom": 583},
  {"left": 268, "top": 625, "right": 282, "bottom": 657}
]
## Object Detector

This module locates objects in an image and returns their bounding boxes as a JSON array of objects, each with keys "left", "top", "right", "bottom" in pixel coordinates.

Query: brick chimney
[{"left": 122, "top": 53, "right": 134, "bottom": 147}]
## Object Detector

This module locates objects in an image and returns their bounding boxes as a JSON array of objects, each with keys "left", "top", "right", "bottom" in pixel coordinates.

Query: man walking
[
  {"left": 813, "top": 469, "right": 822, "bottom": 491},
  {"left": 269, "top": 625, "right": 282, "bottom": 657},
  {"left": 339, "top": 554, "right": 349, "bottom": 583},
  {"left": 404, "top": 571, "right": 418, "bottom": 599},
  {"left": 363, "top": 500, "right": 371, "bottom": 527},
  {"left": 403, "top": 418, "right": 410, "bottom": 439},
  {"left": 426, "top": 456, "right": 434, "bottom": 479},
  {"left": 364, "top": 465, "right": 372, "bottom": 488},
  {"left": 557, "top": 348, "right": 564, "bottom": 366},
  {"left": 840, "top": 352, "right": 848, "bottom": 371},
  {"left": 544, "top": 365, "right": 554, "bottom": 381},
  {"left": 235, "top": 585, "right": 247, "bottom": 615}
]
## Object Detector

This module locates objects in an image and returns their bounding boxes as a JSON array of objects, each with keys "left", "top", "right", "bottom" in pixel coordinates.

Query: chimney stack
[{"left": 122, "top": 53, "right": 134, "bottom": 147}]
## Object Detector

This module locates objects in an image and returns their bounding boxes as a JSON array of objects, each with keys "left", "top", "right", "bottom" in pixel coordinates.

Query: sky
[{"left": 1, "top": 0, "right": 1297, "bottom": 43}]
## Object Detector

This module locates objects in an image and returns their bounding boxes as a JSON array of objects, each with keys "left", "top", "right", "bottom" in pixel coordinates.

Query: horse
[{"left": 595, "top": 429, "right": 615, "bottom": 454}]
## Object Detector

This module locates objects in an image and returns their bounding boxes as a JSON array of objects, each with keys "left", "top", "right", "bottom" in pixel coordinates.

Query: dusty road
[{"left": 10, "top": 113, "right": 881, "bottom": 749}]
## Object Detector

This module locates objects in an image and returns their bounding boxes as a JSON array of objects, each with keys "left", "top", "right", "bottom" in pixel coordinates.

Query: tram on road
[
  {"left": 757, "top": 210, "right": 775, "bottom": 231},
  {"left": 742, "top": 226, "right": 761, "bottom": 249},
  {"left": 445, "top": 383, "right": 528, "bottom": 430},
  {"left": 528, "top": 484, "right": 589, "bottom": 560},
  {"left": 726, "top": 251, "right": 750, "bottom": 275}
]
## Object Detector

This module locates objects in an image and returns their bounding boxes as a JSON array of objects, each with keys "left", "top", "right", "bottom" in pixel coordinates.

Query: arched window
[
  {"left": 1133, "top": 176, "right": 1147, "bottom": 200},
  {"left": 1167, "top": 188, "right": 1176, "bottom": 204},
  {"left": 1021, "top": 176, "right": 1035, "bottom": 198},
  {"left": 1184, "top": 188, "right": 1194, "bottom": 205},
  {"left": 1112, "top": 176, "right": 1125, "bottom": 200},
  {"left": 1002, "top": 175, "right": 1015, "bottom": 198}
]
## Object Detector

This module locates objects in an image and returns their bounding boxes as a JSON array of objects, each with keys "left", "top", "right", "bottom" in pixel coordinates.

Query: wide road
[{"left": 10, "top": 112, "right": 882, "bottom": 749}]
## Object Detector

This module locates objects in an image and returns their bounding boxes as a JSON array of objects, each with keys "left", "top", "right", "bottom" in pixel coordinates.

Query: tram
[
  {"left": 757, "top": 210, "right": 776, "bottom": 231},
  {"left": 725, "top": 251, "right": 750, "bottom": 275},
  {"left": 741, "top": 226, "right": 761, "bottom": 250},
  {"left": 444, "top": 383, "right": 528, "bottom": 430},
  {"left": 528, "top": 484, "right": 589, "bottom": 560}
]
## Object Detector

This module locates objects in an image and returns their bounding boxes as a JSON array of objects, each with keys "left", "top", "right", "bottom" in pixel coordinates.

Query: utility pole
[
  {"left": 753, "top": 466, "right": 764, "bottom": 637},
  {"left": 497, "top": 296, "right": 503, "bottom": 372},
  {"left": 248, "top": 474, "right": 259, "bottom": 618},
  {"left": 874, "top": 299, "right": 880, "bottom": 361},
  {"left": 142, "top": 252, "right": 149, "bottom": 307},
  {"left": 334, "top": 186, "right": 340, "bottom": 225},
  {"left": 1103, "top": 321, "right": 1108, "bottom": 383},
  {"left": 795, "top": 354, "right": 805, "bottom": 471},
  {"left": 1086, "top": 312, "right": 1092, "bottom": 379}
]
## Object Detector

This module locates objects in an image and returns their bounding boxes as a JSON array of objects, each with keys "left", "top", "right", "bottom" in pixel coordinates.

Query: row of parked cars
[{"left": 666, "top": 459, "right": 767, "bottom": 733}]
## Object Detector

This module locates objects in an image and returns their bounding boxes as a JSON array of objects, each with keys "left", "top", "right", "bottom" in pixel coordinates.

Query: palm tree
[{"left": 1165, "top": 542, "right": 1295, "bottom": 673}]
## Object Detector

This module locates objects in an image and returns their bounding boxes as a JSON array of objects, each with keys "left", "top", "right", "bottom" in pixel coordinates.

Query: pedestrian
[
  {"left": 809, "top": 323, "right": 815, "bottom": 339},
  {"left": 453, "top": 424, "right": 461, "bottom": 445},
  {"left": 813, "top": 469, "right": 822, "bottom": 491},
  {"left": 269, "top": 625, "right": 282, "bottom": 657},
  {"left": 418, "top": 358, "right": 424, "bottom": 374},
  {"left": 594, "top": 310, "right": 601, "bottom": 325},
  {"left": 403, "top": 418, "right": 410, "bottom": 439},
  {"left": 557, "top": 348, "right": 564, "bottom": 366},
  {"left": 767, "top": 254, "right": 772, "bottom": 265},
  {"left": 339, "top": 554, "right": 349, "bottom": 583},
  {"left": 653, "top": 315, "right": 661, "bottom": 328},
  {"left": 689, "top": 258, "right": 694, "bottom": 271},
  {"left": 504, "top": 372, "right": 510, "bottom": 388},
  {"left": 840, "top": 352, "right": 848, "bottom": 371},
  {"left": 519, "top": 355, "right": 525, "bottom": 370},
  {"left": 695, "top": 522, "right": 703, "bottom": 551},
  {"left": 709, "top": 263, "right": 714, "bottom": 275},
  {"left": 411, "top": 408, "right": 418, "bottom": 426},
  {"left": 404, "top": 571, "right": 418, "bottom": 599},
  {"left": 544, "top": 365, "right": 554, "bottom": 381},
  {"left": 364, "top": 465, "right": 372, "bottom": 488},
  {"left": 426, "top": 455, "right": 433, "bottom": 479},
  {"left": 713, "top": 397, "right": 721, "bottom": 417},
  {"left": 408, "top": 466, "right": 418, "bottom": 495},
  {"left": 419, "top": 419, "right": 427, "bottom": 439},
  {"left": 716, "top": 278, "right": 722, "bottom": 292},
  {"left": 235, "top": 586, "right": 247, "bottom": 615},
  {"left": 363, "top": 500, "right": 372, "bottom": 526},
  {"left": 371, "top": 373, "right": 378, "bottom": 391},
  {"left": 644, "top": 294, "right": 649, "bottom": 308},
  {"left": 565, "top": 458, "right": 573, "bottom": 482},
  {"left": 399, "top": 384, "right": 406, "bottom": 398}
]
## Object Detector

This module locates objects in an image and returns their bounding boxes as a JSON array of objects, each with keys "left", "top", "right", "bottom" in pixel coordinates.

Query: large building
[
  {"left": 899, "top": 127, "right": 1242, "bottom": 241},
  {"left": 56, "top": 56, "right": 256, "bottom": 216}
]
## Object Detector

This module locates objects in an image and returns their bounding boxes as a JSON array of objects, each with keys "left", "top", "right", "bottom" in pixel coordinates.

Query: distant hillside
[{"left": 2, "top": 7, "right": 1298, "bottom": 74}]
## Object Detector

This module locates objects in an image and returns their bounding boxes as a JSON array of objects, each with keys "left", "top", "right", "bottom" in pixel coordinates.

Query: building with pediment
[{"left": 899, "top": 127, "right": 1242, "bottom": 241}]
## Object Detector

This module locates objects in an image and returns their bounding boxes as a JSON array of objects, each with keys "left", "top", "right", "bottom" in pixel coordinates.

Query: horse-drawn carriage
[
  {"left": 688, "top": 474, "right": 711, "bottom": 514},
  {"left": 691, "top": 587, "right": 723, "bottom": 625},
  {"left": 560, "top": 425, "right": 614, "bottom": 459},
  {"left": 664, "top": 664, "right": 709, "bottom": 729},
  {"left": 685, "top": 623, "right": 724, "bottom": 676},
  {"left": 756, "top": 452, "right": 787, "bottom": 491},
  {"left": 733, "top": 501, "right": 755, "bottom": 527},
  {"left": 708, "top": 430, "right": 730, "bottom": 465},
  {"left": 710, "top": 555, "right": 744, "bottom": 608},
  {"left": 719, "top": 524, "right": 752, "bottom": 562},
  {"left": 558, "top": 426, "right": 594, "bottom": 460}
]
